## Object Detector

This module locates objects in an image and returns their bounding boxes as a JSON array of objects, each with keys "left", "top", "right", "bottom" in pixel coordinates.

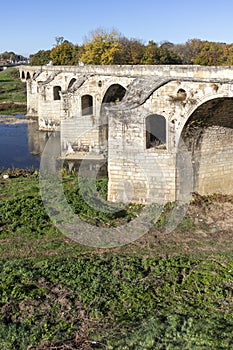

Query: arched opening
[
  {"left": 81, "top": 95, "right": 93, "bottom": 115},
  {"left": 100, "top": 84, "right": 126, "bottom": 152},
  {"left": 68, "top": 78, "right": 76, "bottom": 90},
  {"left": 146, "top": 114, "right": 166, "bottom": 149},
  {"left": 102, "top": 84, "right": 126, "bottom": 104},
  {"left": 178, "top": 97, "right": 233, "bottom": 196},
  {"left": 53, "top": 86, "right": 61, "bottom": 100},
  {"left": 26, "top": 72, "right": 31, "bottom": 80},
  {"left": 21, "top": 71, "right": 25, "bottom": 79}
]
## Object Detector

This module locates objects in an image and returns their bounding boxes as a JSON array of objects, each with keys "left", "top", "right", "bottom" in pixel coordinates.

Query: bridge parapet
[{"left": 19, "top": 64, "right": 233, "bottom": 79}]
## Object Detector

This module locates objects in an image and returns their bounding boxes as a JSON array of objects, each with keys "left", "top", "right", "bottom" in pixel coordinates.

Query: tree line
[
  {"left": 29, "top": 29, "right": 233, "bottom": 66},
  {"left": 0, "top": 51, "right": 28, "bottom": 63}
]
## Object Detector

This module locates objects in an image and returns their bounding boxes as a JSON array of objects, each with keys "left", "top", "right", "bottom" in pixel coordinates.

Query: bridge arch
[
  {"left": 101, "top": 83, "right": 127, "bottom": 105},
  {"left": 177, "top": 95, "right": 233, "bottom": 196},
  {"left": 26, "top": 72, "right": 31, "bottom": 80},
  {"left": 177, "top": 90, "right": 233, "bottom": 142},
  {"left": 21, "top": 71, "right": 25, "bottom": 80}
]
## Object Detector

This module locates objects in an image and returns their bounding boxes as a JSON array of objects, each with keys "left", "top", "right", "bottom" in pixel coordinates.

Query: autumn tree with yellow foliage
[{"left": 80, "top": 29, "right": 122, "bottom": 65}]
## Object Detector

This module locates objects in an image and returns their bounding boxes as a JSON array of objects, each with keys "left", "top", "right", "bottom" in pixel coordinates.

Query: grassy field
[
  {"left": 0, "top": 170, "right": 233, "bottom": 349},
  {"left": 0, "top": 68, "right": 27, "bottom": 115}
]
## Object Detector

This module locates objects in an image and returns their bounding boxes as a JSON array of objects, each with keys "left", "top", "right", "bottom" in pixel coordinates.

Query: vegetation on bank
[
  {"left": 0, "top": 68, "right": 26, "bottom": 115},
  {"left": 0, "top": 171, "right": 233, "bottom": 349},
  {"left": 29, "top": 30, "right": 233, "bottom": 66}
]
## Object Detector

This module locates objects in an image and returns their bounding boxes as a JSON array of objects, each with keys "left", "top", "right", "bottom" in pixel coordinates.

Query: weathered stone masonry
[{"left": 19, "top": 65, "right": 233, "bottom": 203}]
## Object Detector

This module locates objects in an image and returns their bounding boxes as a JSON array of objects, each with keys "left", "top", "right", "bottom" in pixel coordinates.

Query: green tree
[
  {"left": 193, "top": 41, "right": 225, "bottom": 65},
  {"left": 142, "top": 41, "right": 182, "bottom": 65},
  {"left": 142, "top": 40, "right": 160, "bottom": 64},
  {"left": 158, "top": 47, "right": 182, "bottom": 64},
  {"left": 29, "top": 50, "right": 51, "bottom": 66}
]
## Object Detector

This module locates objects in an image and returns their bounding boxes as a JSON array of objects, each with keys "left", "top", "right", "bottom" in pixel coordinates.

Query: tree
[
  {"left": 142, "top": 41, "right": 160, "bottom": 64},
  {"left": 221, "top": 44, "right": 233, "bottom": 65},
  {"left": 158, "top": 47, "right": 182, "bottom": 64},
  {"left": 55, "top": 36, "right": 65, "bottom": 46},
  {"left": 142, "top": 41, "right": 182, "bottom": 65},
  {"left": 160, "top": 41, "right": 175, "bottom": 50},
  {"left": 119, "top": 37, "right": 145, "bottom": 65},
  {"left": 0, "top": 51, "right": 27, "bottom": 62},
  {"left": 80, "top": 29, "right": 122, "bottom": 65},
  {"left": 29, "top": 50, "right": 51, "bottom": 66},
  {"left": 50, "top": 42, "right": 75, "bottom": 65},
  {"left": 172, "top": 39, "right": 204, "bottom": 64},
  {"left": 71, "top": 44, "right": 84, "bottom": 65},
  {"left": 192, "top": 41, "right": 225, "bottom": 66}
]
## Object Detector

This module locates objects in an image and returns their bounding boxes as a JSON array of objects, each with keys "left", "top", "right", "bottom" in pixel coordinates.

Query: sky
[{"left": 1, "top": 0, "right": 233, "bottom": 57}]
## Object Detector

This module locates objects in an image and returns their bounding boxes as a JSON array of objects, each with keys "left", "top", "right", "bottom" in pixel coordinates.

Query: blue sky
[{"left": 1, "top": 0, "right": 233, "bottom": 57}]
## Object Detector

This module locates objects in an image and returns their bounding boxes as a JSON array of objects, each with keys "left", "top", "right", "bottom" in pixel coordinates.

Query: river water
[
  {"left": 0, "top": 115, "right": 107, "bottom": 176},
  {"left": 0, "top": 115, "right": 50, "bottom": 170}
]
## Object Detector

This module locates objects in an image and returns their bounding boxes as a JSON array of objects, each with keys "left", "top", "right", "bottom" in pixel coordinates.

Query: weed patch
[{"left": 0, "top": 68, "right": 26, "bottom": 115}]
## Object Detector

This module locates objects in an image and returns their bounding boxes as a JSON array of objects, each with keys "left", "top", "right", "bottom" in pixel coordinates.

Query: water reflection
[
  {"left": 0, "top": 115, "right": 108, "bottom": 176},
  {"left": 0, "top": 115, "right": 50, "bottom": 170}
]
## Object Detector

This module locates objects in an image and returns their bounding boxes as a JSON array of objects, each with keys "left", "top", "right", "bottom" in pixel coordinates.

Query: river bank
[
  {"left": 0, "top": 114, "right": 34, "bottom": 124},
  {"left": 0, "top": 68, "right": 26, "bottom": 115},
  {"left": 0, "top": 172, "right": 233, "bottom": 349}
]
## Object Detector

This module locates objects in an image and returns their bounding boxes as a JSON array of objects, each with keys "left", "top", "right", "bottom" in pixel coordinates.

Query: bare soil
[{"left": 134, "top": 194, "right": 233, "bottom": 257}]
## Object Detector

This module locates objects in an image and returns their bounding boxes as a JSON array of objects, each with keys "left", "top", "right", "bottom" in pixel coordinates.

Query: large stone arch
[
  {"left": 177, "top": 94, "right": 233, "bottom": 196},
  {"left": 175, "top": 85, "right": 233, "bottom": 144}
]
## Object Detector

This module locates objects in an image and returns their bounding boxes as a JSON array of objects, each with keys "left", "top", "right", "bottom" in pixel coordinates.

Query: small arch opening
[
  {"left": 53, "top": 86, "right": 61, "bottom": 100},
  {"left": 26, "top": 72, "right": 31, "bottom": 80},
  {"left": 146, "top": 114, "right": 166, "bottom": 149},
  {"left": 81, "top": 95, "right": 93, "bottom": 115},
  {"left": 68, "top": 78, "right": 76, "bottom": 90},
  {"left": 21, "top": 71, "right": 25, "bottom": 79}
]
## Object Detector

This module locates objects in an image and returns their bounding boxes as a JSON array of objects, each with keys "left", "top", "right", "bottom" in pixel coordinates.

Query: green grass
[
  {"left": 0, "top": 172, "right": 233, "bottom": 349},
  {"left": 0, "top": 68, "right": 26, "bottom": 115}
]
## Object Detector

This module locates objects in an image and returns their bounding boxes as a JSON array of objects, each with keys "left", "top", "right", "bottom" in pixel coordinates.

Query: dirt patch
[
  {"left": 0, "top": 102, "right": 26, "bottom": 110},
  {"left": 134, "top": 194, "right": 233, "bottom": 256}
]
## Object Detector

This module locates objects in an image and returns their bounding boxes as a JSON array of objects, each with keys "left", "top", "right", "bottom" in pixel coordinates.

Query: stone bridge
[{"left": 19, "top": 65, "right": 233, "bottom": 204}]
